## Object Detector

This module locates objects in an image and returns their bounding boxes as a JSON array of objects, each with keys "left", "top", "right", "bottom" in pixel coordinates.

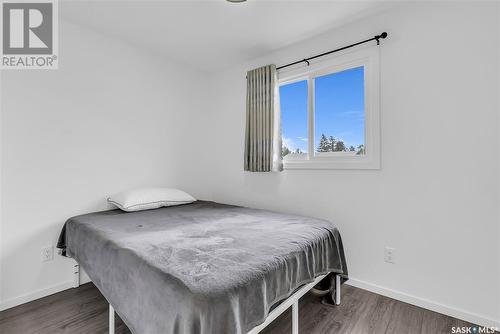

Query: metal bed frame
[{"left": 73, "top": 262, "right": 341, "bottom": 334}]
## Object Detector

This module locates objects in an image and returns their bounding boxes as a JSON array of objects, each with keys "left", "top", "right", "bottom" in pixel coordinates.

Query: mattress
[{"left": 57, "top": 201, "right": 348, "bottom": 334}]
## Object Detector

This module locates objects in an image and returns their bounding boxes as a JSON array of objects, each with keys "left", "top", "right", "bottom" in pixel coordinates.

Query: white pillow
[{"left": 108, "top": 187, "right": 196, "bottom": 212}]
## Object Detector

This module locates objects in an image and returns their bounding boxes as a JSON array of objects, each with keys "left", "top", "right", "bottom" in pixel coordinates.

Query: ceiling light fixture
[{"left": 226, "top": 0, "right": 247, "bottom": 3}]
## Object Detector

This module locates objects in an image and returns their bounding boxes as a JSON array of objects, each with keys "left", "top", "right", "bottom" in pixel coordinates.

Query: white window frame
[{"left": 279, "top": 46, "right": 380, "bottom": 170}]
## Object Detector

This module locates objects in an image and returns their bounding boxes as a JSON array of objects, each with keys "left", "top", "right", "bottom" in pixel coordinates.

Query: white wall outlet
[
  {"left": 384, "top": 247, "right": 395, "bottom": 264},
  {"left": 41, "top": 245, "right": 54, "bottom": 262}
]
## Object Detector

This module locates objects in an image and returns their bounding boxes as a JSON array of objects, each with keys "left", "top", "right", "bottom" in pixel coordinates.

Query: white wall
[
  {"left": 497, "top": 6, "right": 500, "bottom": 326},
  {"left": 0, "top": 20, "right": 210, "bottom": 309},
  {"left": 202, "top": 2, "right": 500, "bottom": 327}
]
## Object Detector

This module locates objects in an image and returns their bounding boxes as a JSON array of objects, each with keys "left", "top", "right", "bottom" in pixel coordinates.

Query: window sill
[{"left": 283, "top": 156, "right": 380, "bottom": 170}]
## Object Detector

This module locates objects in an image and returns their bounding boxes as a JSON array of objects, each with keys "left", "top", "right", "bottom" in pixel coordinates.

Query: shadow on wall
[{"left": 243, "top": 171, "right": 283, "bottom": 195}]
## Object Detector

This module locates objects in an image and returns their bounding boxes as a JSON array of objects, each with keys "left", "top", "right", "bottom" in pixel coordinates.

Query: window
[
  {"left": 279, "top": 47, "right": 380, "bottom": 169},
  {"left": 280, "top": 80, "right": 308, "bottom": 156}
]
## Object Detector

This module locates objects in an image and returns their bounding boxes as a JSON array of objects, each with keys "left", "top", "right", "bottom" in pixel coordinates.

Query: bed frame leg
[
  {"left": 109, "top": 304, "right": 115, "bottom": 334},
  {"left": 335, "top": 274, "right": 341, "bottom": 305},
  {"left": 292, "top": 300, "right": 299, "bottom": 334}
]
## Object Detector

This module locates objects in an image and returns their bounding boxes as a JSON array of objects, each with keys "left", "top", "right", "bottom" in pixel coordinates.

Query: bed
[{"left": 57, "top": 201, "right": 348, "bottom": 334}]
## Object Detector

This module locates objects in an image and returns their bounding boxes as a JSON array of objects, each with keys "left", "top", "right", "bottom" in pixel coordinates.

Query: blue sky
[{"left": 280, "top": 66, "right": 365, "bottom": 152}]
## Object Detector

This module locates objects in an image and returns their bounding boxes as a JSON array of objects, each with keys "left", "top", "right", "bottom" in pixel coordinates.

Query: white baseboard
[
  {"left": 345, "top": 277, "right": 500, "bottom": 329},
  {"left": 0, "top": 280, "right": 74, "bottom": 311}
]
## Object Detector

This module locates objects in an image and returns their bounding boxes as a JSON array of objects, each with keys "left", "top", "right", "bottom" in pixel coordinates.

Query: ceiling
[{"left": 61, "top": 0, "right": 395, "bottom": 72}]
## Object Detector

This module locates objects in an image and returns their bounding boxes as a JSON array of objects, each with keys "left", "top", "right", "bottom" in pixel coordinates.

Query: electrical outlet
[
  {"left": 384, "top": 247, "right": 395, "bottom": 264},
  {"left": 41, "top": 245, "right": 54, "bottom": 262}
]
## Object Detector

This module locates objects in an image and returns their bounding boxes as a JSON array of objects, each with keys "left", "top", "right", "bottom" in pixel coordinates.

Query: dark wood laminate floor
[{"left": 0, "top": 283, "right": 479, "bottom": 334}]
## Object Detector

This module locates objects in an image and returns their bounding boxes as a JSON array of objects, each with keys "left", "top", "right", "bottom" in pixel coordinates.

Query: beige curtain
[{"left": 244, "top": 64, "right": 282, "bottom": 172}]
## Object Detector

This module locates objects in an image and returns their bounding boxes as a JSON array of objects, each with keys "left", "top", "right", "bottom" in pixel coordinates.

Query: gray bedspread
[{"left": 57, "top": 201, "right": 347, "bottom": 334}]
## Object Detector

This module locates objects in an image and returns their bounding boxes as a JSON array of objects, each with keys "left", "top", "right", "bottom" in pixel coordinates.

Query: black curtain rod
[{"left": 276, "top": 32, "right": 388, "bottom": 71}]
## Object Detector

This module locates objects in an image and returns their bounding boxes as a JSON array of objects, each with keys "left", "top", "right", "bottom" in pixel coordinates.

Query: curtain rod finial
[{"left": 375, "top": 32, "right": 388, "bottom": 45}]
